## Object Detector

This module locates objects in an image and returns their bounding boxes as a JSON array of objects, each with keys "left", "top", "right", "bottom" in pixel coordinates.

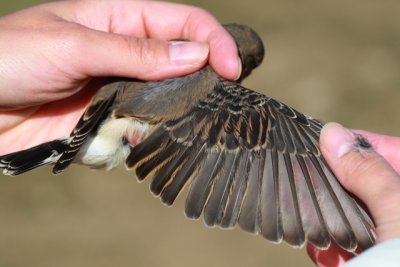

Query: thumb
[
  {"left": 320, "top": 122, "right": 400, "bottom": 242},
  {"left": 76, "top": 30, "right": 209, "bottom": 80}
]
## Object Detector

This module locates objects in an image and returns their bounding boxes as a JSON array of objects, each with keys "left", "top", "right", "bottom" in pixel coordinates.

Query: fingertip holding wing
[{"left": 128, "top": 80, "right": 376, "bottom": 251}]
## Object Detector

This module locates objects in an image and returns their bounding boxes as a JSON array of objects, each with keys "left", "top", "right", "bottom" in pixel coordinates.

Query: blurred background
[{"left": 1, "top": 0, "right": 400, "bottom": 266}]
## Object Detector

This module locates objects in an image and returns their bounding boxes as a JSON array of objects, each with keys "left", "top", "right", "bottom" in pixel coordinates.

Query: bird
[{"left": 0, "top": 23, "right": 375, "bottom": 252}]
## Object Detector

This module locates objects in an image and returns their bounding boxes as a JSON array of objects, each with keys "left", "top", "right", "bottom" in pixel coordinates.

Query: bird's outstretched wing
[{"left": 126, "top": 80, "right": 375, "bottom": 251}]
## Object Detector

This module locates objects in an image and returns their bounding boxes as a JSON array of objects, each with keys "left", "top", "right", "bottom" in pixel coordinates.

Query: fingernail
[
  {"left": 234, "top": 57, "right": 243, "bottom": 80},
  {"left": 321, "top": 122, "right": 356, "bottom": 158},
  {"left": 169, "top": 41, "right": 209, "bottom": 66}
]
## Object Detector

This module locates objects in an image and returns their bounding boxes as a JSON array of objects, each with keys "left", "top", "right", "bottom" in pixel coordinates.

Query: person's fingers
[
  {"left": 112, "top": 0, "right": 241, "bottom": 80},
  {"left": 320, "top": 122, "right": 400, "bottom": 242},
  {"left": 74, "top": 29, "right": 210, "bottom": 80},
  {"left": 58, "top": 0, "right": 241, "bottom": 80}
]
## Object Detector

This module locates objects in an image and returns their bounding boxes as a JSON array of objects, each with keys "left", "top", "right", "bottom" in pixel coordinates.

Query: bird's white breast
[{"left": 75, "top": 118, "right": 150, "bottom": 170}]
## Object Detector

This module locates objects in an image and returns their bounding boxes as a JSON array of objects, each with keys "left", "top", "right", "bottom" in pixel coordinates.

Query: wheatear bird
[{"left": 0, "top": 24, "right": 375, "bottom": 252}]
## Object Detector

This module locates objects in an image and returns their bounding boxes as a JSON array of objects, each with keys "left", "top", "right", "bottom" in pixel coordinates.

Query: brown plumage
[{"left": 0, "top": 24, "right": 375, "bottom": 251}]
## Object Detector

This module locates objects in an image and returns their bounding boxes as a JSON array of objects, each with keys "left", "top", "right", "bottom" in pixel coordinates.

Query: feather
[{"left": 0, "top": 140, "right": 67, "bottom": 176}]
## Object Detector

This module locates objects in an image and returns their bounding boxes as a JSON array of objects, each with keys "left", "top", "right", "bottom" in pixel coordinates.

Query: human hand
[
  {"left": 0, "top": 0, "right": 240, "bottom": 154},
  {"left": 307, "top": 122, "right": 400, "bottom": 266}
]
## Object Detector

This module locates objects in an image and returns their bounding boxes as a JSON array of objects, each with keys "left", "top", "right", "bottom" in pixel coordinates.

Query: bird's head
[{"left": 224, "top": 23, "right": 265, "bottom": 81}]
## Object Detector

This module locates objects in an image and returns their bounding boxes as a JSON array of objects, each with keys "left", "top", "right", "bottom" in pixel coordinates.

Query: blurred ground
[{"left": 0, "top": 0, "right": 400, "bottom": 267}]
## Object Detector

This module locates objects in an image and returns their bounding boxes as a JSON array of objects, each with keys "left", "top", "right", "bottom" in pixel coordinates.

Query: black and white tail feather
[{"left": 0, "top": 139, "right": 67, "bottom": 175}]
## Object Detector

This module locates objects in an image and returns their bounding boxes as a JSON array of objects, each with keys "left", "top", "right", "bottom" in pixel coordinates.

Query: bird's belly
[{"left": 74, "top": 118, "right": 151, "bottom": 170}]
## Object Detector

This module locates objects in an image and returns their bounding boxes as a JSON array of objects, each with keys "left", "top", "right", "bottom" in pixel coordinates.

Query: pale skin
[{"left": 0, "top": 1, "right": 399, "bottom": 266}]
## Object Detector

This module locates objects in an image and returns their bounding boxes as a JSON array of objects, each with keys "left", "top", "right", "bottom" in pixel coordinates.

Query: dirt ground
[{"left": 0, "top": 1, "right": 399, "bottom": 267}]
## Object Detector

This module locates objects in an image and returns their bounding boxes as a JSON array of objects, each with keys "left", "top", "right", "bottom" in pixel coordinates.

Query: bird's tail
[{"left": 0, "top": 139, "right": 68, "bottom": 176}]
